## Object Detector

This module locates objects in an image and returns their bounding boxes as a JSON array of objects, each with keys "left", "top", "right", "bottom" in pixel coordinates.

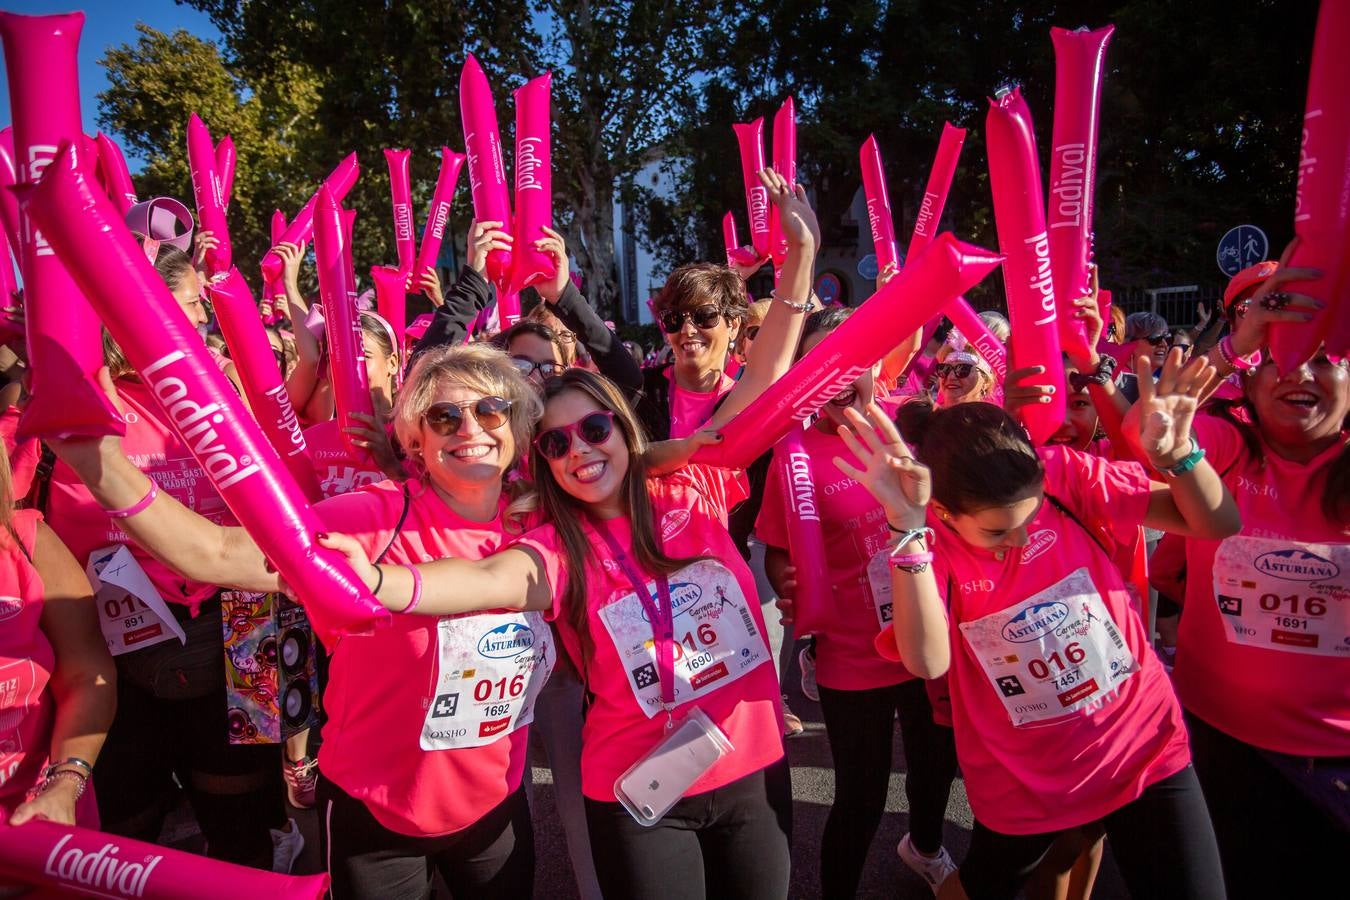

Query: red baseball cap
[{"left": 1223, "top": 261, "right": 1278, "bottom": 311}]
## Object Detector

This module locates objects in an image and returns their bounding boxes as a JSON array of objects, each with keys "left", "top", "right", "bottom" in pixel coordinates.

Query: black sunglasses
[
  {"left": 744, "top": 325, "right": 761, "bottom": 341},
  {"left": 1143, "top": 333, "right": 1172, "bottom": 348},
  {"left": 935, "top": 362, "right": 975, "bottom": 379},
  {"left": 534, "top": 410, "right": 617, "bottom": 460},
  {"left": 659, "top": 305, "right": 723, "bottom": 334},
  {"left": 509, "top": 356, "right": 563, "bottom": 379},
  {"left": 423, "top": 396, "right": 512, "bottom": 436}
]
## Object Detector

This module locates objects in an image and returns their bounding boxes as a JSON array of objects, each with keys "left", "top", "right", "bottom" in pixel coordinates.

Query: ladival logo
[
  {"left": 640, "top": 582, "right": 702, "bottom": 622},
  {"left": 661, "top": 509, "right": 690, "bottom": 541},
  {"left": 1255, "top": 548, "right": 1339, "bottom": 582},
  {"left": 0, "top": 596, "right": 22, "bottom": 623},
  {"left": 477, "top": 622, "right": 535, "bottom": 659},
  {"left": 1020, "top": 529, "right": 1057, "bottom": 563},
  {"left": 1001, "top": 601, "right": 1070, "bottom": 643},
  {"left": 43, "top": 834, "right": 163, "bottom": 897}
]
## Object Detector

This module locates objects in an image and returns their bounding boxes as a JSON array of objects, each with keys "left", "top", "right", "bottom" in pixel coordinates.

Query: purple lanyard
[{"left": 592, "top": 519, "right": 677, "bottom": 714}]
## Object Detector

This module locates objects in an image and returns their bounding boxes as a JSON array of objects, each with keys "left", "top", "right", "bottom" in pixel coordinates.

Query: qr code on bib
[{"left": 632, "top": 663, "right": 658, "bottom": 690}]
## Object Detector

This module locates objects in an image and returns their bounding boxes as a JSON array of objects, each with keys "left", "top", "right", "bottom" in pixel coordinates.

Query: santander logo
[{"left": 1020, "top": 528, "right": 1057, "bottom": 564}]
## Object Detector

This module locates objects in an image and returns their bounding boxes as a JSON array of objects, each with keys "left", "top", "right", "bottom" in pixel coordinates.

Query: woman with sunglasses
[
  {"left": 757, "top": 308, "right": 961, "bottom": 898},
  {"left": 49, "top": 344, "right": 552, "bottom": 898},
  {"left": 45, "top": 241, "right": 296, "bottom": 870},
  {"left": 846, "top": 348, "right": 1238, "bottom": 900},
  {"left": 1159, "top": 258, "right": 1347, "bottom": 898},
  {"left": 933, "top": 343, "right": 995, "bottom": 409},
  {"left": 494, "top": 320, "right": 568, "bottom": 387}
]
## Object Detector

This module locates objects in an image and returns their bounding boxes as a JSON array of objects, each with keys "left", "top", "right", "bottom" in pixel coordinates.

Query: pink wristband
[
  {"left": 401, "top": 563, "right": 423, "bottom": 614},
  {"left": 104, "top": 481, "right": 158, "bottom": 519},
  {"left": 1219, "top": 335, "right": 1260, "bottom": 372},
  {"left": 889, "top": 551, "right": 934, "bottom": 569}
]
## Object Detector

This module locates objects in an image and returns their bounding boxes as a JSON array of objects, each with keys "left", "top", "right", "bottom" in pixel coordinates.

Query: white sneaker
[
  {"left": 270, "top": 818, "right": 305, "bottom": 874},
  {"left": 798, "top": 645, "right": 819, "bottom": 702},
  {"left": 897, "top": 832, "right": 956, "bottom": 895}
]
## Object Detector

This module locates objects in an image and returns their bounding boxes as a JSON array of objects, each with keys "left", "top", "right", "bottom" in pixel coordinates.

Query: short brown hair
[{"left": 652, "top": 263, "right": 749, "bottom": 322}]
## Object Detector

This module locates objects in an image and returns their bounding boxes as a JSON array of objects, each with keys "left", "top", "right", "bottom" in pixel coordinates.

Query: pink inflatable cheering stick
[
  {"left": 214, "top": 134, "right": 235, "bottom": 210},
  {"left": 314, "top": 186, "right": 376, "bottom": 464},
  {"left": 460, "top": 54, "right": 514, "bottom": 291},
  {"left": 259, "top": 152, "right": 360, "bottom": 284},
  {"left": 26, "top": 141, "right": 389, "bottom": 642},
  {"left": 722, "top": 210, "right": 764, "bottom": 269},
  {"left": 263, "top": 209, "right": 288, "bottom": 323},
  {"left": 509, "top": 71, "right": 556, "bottom": 301},
  {"left": 94, "top": 132, "right": 137, "bottom": 213},
  {"left": 384, "top": 148, "right": 415, "bottom": 275},
  {"left": 0, "top": 128, "right": 20, "bottom": 251},
  {"left": 945, "top": 296, "right": 1008, "bottom": 381},
  {"left": 859, "top": 135, "right": 899, "bottom": 272},
  {"left": 186, "top": 113, "right": 232, "bottom": 275},
  {"left": 412, "top": 147, "right": 466, "bottom": 291},
  {"left": 0, "top": 820, "right": 329, "bottom": 899},
  {"left": 1272, "top": 0, "right": 1350, "bottom": 369},
  {"left": 371, "top": 264, "right": 408, "bottom": 370},
  {"left": 207, "top": 268, "right": 321, "bottom": 501},
  {"left": 694, "top": 234, "right": 1002, "bottom": 468},
  {"left": 733, "top": 117, "right": 772, "bottom": 259},
  {"left": 768, "top": 97, "right": 797, "bottom": 275},
  {"left": 0, "top": 10, "right": 123, "bottom": 441},
  {"left": 1048, "top": 25, "right": 1114, "bottom": 360},
  {"left": 0, "top": 228, "right": 17, "bottom": 340},
  {"left": 771, "top": 429, "right": 833, "bottom": 636},
  {"left": 906, "top": 123, "right": 966, "bottom": 263},
  {"left": 987, "top": 85, "right": 1067, "bottom": 445}
]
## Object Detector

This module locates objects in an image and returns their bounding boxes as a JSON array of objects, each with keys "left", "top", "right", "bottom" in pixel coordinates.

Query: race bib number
[
  {"left": 0, "top": 658, "right": 40, "bottom": 791},
  {"left": 87, "top": 546, "right": 185, "bottom": 657},
  {"left": 599, "top": 560, "right": 769, "bottom": 719},
  {"left": 420, "top": 611, "right": 555, "bottom": 751},
  {"left": 866, "top": 550, "right": 894, "bottom": 630},
  {"left": 1213, "top": 536, "right": 1349, "bottom": 658},
  {"left": 959, "top": 567, "right": 1138, "bottom": 727}
]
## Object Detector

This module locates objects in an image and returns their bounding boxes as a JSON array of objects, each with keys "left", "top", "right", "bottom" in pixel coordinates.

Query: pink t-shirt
[
  {"left": 0, "top": 511, "right": 53, "bottom": 819},
  {"left": 313, "top": 479, "right": 554, "bottom": 836},
  {"left": 668, "top": 370, "right": 735, "bottom": 439},
  {"left": 0, "top": 406, "right": 40, "bottom": 502},
  {"left": 514, "top": 465, "right": 785, "bottom": 801},
  {"left": 1174, "top": 416, "right": 1349, "bottom": 757},
  {"left": 47, "top": 380, "right": 234, "bottom": 614},
  {"left": 304, "top": 418, "right": 386, "bottom": 500},
  {"left": 755, "top": 421, "right": 913, "bottom": 691},
  {"left": 878, "top": 447, "right": 1189, "bottom": 834}
]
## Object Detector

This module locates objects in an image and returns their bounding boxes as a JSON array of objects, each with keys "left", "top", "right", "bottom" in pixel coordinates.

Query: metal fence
[{"left": 1110, "top": 285, "right": 1222, "bottom": 331}]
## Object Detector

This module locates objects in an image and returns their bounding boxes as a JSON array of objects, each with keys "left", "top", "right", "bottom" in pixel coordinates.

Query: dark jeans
[
  {"left": 1186, "top": 711, "right": 1346, "bottom": 900},
  {"left": 958, "top": 765, "right": 1225, "bottom": 900},
  {"left": 817, "top": 679, "right": 958, "bottom": 899},
  {"left": 584, "top": 758, "right": 792, "bottom": 900},
  {"left": 94, "top": 599, "right": 283, "bottom": 869},
  {"left": 318, "top": 776, "right": 534, "bottom": 900}
]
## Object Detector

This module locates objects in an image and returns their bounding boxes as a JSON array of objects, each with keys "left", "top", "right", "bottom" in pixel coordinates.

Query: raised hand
[
  {"left": 757, "top": 168, "right": 819, "bottom": 251},
  {"left": 192, "top": 229, "right": 219, "bottom": 273},
  {"left": 1066, "top": 265, "right": 1104, "bottom": 369},
  {"left": 345, "top": 411, "right": 403, "bottom": 479},
  {"left": 465, "top": 219, "right": 512, "bottom": 275},
  {"left": 415, "top": 267, "right": 444, "bottom": 308},
  {"left": 1127, "top": 349, "right": 1216, "bottom": 469},
  {"left": 534, "top": 225, "right": 571, "bottom": 303},
  {"left": 1229, "top": 237, "right": 1324, "bottom": 357},
  {"left": 832, "top": 403, "right": 932, "bottom": 529},
  {"left": 1003, "top": 364, "right": 1055, "bottom": 418},
  {"left": 274, "top": 241, "right": 305, "bottom": 292}
]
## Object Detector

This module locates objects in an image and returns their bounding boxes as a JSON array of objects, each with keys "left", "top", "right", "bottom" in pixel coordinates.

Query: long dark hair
[
  {"left": 1204, "top": 395, "right": 1349, "bottom": 523},
  {"left": 896, "top": 401, "right": 1045, "bottom": 515},
  {"left": 531, "top": 369, "right": 702, "bottom": 666}
]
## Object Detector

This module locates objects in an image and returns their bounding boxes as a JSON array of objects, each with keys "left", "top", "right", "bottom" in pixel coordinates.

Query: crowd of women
[{"left": 0, "top": 137, "right": 1345, "bottom": 900}]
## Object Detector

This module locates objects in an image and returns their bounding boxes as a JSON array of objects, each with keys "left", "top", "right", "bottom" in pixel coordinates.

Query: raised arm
[
  {"left": 411, "top": 220, "right": 504, "bottom": 354},
  {"left": 275, "top": 241, "right": 322, "bottom": 418},
  {"left": 709, "top": 169, "right": 819, "bottom": 429},
  {"left": 833, "top": 404, "right": 951, "bottom": 679},
  {"left": 316, "top": 534, "right": 552, "bottom": 615}
]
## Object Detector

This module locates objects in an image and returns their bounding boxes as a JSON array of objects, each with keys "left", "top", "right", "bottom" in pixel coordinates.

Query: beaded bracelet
[{"left": 1218, "top": 335, "right": 1260, "bottom": 372}]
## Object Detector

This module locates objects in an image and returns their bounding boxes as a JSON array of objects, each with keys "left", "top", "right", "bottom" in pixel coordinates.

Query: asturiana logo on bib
[
  {"left": 477, "top": 622, "right": 535, "bottom": 659},
  {"left": 1002, "top": 601, "right": 1070, "bottom": 643},
  {"left": 43, "top": 834, "right": 163, "bottom": 898},
  {"left": 640, "top": 582, "right": 702, "bottom": 622},
  {"left": 1255, "top": 548, "right": 1339, "bottom": 582},
  {"left": 1020, "top": 529, "right": 1057, "bottom": 564}
]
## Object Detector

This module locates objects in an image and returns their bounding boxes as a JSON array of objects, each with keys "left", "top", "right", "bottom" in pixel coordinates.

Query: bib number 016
[{"left": 473, "top": 674, "right": 525, "bottom": 702}]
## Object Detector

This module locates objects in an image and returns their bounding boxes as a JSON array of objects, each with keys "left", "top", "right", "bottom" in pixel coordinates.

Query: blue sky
[{"left": 1, "top": 1, "right": 222, "bottom": 170}]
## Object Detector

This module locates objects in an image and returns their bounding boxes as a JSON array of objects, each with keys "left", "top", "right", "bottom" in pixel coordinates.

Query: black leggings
[
  {"left": 817, "top": 679, "right": 958, "bottom": 899},
  {"left": 94, "top": 601, "right": 284, "bottom": 869},
  {"left": 958, "top": 765, "right": 1225, "bottom": 900},
  {"left": 1186, "top": 712, "right": 1346, "bottom": 900},
  {"left": 584, "top": 758, "right": 792, "bottom": 900},
  {"left": 318, "top": 776, "right": 534, "bottom": 900}
]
